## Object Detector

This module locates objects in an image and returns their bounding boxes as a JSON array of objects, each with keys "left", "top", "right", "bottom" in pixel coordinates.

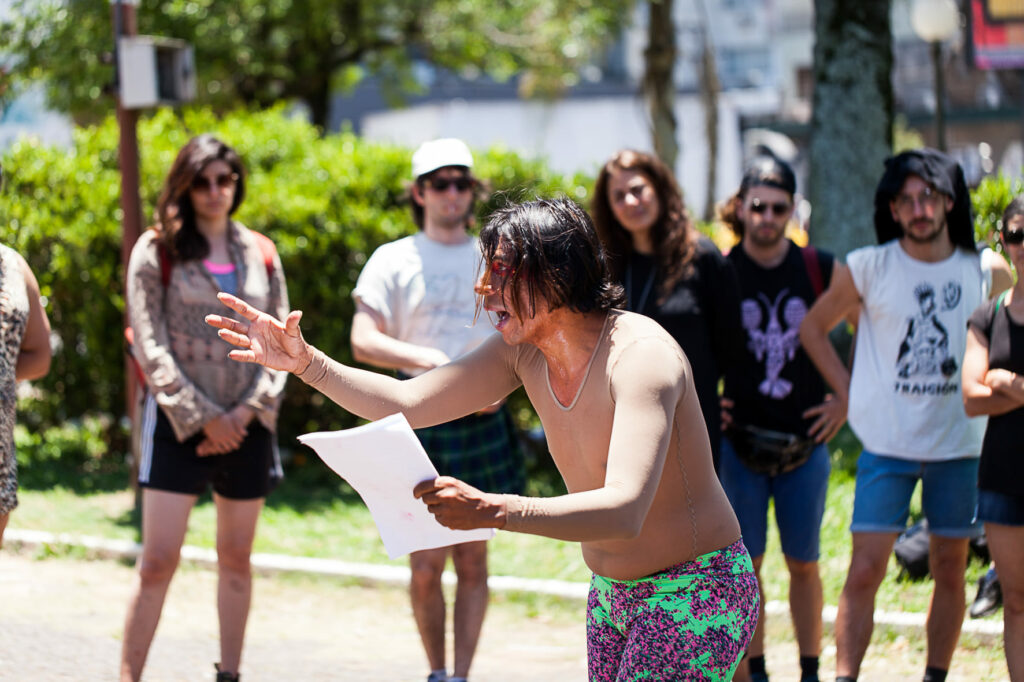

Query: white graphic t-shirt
[
  {"left": 353, "top": 232, "right": 494, "bottom": 375},
  {"left": 847, "top": 240, "right": 991, "bottom": 461}
]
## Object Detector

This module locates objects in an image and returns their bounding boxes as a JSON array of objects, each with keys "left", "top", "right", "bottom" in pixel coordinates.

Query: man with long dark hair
[
  {"left": 800, "top": 149, "right": 1012, "bottom": 682},
  {"left": 207, "top": 197, "right": 760, "bottom": 681},
  {"left": 348, "top": 139, "right": 524, "bottom": 682}
]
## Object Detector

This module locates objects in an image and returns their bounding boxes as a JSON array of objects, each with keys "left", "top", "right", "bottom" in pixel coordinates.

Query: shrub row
[{"left": 0, "top": 105, "right": 592, "bottom": 472}]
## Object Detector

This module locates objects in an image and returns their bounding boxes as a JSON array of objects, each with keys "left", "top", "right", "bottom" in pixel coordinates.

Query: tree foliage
[{"left": 0, "top": 0, "right": 634, "bottom": 128}]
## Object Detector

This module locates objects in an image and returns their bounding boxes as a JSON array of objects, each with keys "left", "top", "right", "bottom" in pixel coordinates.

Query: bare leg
[
  {"left": 120, "top": 489, "right": 197, "bottom": 682},
  {"left": 835, "top": 532, "right": 896, "bottom": 679},
  {"left": 213, "top": 494, "right": 264, "bottom": 676},
  {"left": 922, "top": 535, "right": 968, "bottom": 670},
  {"left": 410, "top": 547, "right": 450, "bottom": 674},
  {"left": 451, "top": 541, "right": 489, "bottom": 679},
  {"left": 0, "top": 511, "right": 8, "bottom": 549},
  {"left": 986, "top": 522, "right": 1024, "bottom": 681},
  {"left": 786, "top": 556, "right": 823, "bottom": 657},
  {"left": 731, "top": 555, "right": 765, "bottom": 682}
]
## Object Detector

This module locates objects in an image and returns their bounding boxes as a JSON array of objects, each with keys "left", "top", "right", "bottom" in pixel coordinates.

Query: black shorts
[{"left": 137, "top": 395, "right": 281, "bottom": 500}]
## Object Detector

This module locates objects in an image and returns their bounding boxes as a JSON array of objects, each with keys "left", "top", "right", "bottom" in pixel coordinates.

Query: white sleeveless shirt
[{"left": 847, "top": 240, "right": 991, "bottom": 461}]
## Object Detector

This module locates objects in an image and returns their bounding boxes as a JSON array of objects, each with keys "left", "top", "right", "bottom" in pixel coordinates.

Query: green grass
[{"left": 9, "top": 429, "right": 996, "bottom": 611}]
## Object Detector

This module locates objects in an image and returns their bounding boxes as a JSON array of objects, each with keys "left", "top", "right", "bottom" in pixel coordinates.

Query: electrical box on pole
[{"left": 117, "top": 36, "right": 196, "bottom": 109}]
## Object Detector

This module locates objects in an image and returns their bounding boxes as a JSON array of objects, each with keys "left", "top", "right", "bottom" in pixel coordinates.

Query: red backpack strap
[
  {"left": 801, "top": 245, "right": 824, "bottom": 299},
  {"left": 251, "top": 230, "right": 277, "bottom": 278},
  {"left": 158, "top": 243, "right": 173, "bottom": 287}
]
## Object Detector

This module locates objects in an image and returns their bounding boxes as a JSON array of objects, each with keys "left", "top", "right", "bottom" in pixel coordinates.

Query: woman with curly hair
[{"left": 592, "top": 150, "right": 742, "bottom": 469}]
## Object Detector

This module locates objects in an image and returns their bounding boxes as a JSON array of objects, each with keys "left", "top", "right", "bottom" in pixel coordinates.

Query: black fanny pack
[{"left": 726, "top": 424, "right": 816, "bottom": 476}]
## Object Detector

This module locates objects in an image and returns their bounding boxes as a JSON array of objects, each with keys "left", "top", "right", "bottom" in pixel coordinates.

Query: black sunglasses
[
  {"left": 1004, "top": 228, "right": 1024, "bottom": 246},
  {"left": 749, "top": 198, "right": 791, "bottom": 216},
  {"left": 425, "top": 177, "right": 474, "bottom": 192},
  {"left": 191, "top": 172, "right": 238, "bottom": 192}
]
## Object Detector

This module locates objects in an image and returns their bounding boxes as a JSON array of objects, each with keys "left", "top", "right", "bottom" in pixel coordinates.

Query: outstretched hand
[
  {"left": 413, "top": 477, "right": 507, "bottom": 531},
  {"left": 205, "top": 292, "right": 314, "bottom": 374}
]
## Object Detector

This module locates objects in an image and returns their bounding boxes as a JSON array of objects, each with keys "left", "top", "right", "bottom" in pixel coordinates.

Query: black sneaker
[
  {"left": 214, "top": 663, "right": 240, "bottom": 681},
  {"left": 969, "top": 568, "right": 1002, "bottom": 619}
]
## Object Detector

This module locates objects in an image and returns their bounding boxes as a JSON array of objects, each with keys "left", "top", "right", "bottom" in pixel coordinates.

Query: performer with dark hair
[{"left": 208, "top": 197, "right": 759, "bottom": 681}]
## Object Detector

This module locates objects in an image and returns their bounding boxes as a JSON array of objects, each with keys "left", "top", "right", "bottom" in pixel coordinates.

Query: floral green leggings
[{"left": 586, "top": 539, "right": 759, "bottom": 681}]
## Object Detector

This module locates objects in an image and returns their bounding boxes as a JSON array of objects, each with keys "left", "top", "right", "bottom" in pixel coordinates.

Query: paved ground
[
  {"left": 0, "top": 543, "right": 1008, "bottom": 681},
  {"left": 0, "top": 548, "right": 587, "bottom": 681}
]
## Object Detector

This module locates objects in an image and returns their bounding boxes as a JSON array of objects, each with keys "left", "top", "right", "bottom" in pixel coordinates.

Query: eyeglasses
[
  {"left": 191, "top": 172, "right": 238, "bottom": 192},
  {"left": 748, "top": 198, "right": 791, "bottom": 216},
  {"left": 1004, "top": 228, "right": 1024, "bottom": 246},
  {"left": 894, "top": 187, "right": 942, "bottom": 212},
  {"left": 425, "top": 177, "right": 475, "bottom": 193}
]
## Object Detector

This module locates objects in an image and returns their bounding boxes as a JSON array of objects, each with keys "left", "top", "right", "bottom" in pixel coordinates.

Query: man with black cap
[
  {"left": 349, "top": 139, "right": 525, "bottom": 682},
  {"left": 718, "top": 156, "right": 843, "bottom": 682},
  {"left": 800, "top": 148, "right": 1012, "bottom": 682}
]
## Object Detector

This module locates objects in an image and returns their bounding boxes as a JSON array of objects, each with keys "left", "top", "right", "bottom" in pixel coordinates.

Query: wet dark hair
[
  {"left": 1001, "top": 195, "right": 1024, "bottom": 232},
  {"left": 591, "top": 149, "right": 695, "bottom": 302},
  {"left": 477, "top": 197, "right": 624, "bottom": 319},
  {"left": 408, "top": 166, "right": 486, "bottom": 230},
  {"left": 873, "top": 148, "right": 975, "bottom": 250},
  {"left": 155, "top": 134, "right": 246, "bottom": 262},
  {"left": 718, "top": 156, "right": 796, "bottom": 239}
]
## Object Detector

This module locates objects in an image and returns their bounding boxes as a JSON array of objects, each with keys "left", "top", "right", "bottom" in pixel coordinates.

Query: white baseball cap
[{"left": 411, "top": 138, "right": 474, "bottom": 179}]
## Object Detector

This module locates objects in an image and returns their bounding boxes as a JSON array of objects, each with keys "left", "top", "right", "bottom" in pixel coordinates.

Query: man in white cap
[{"left": 349, "top": 139, "right": 525, "bottom": 682}]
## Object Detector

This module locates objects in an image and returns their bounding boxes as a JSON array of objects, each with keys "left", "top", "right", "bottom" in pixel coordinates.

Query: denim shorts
[
  {"left": 719, "top": 436, "right": 830, "bottom": 562},
  {"left": 850, "top": 450, "right": 980, "bottom": 537},
  {"left": 977, "top": 489, "right": 1024, "bottom": 526}
]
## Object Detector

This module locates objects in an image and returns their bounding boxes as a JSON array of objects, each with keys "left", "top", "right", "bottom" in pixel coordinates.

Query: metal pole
[
  {"left": 932, "top": 40, "right": 947, "bottom": 151},
  {"left": 111, "top": 0, "right": 144, "bottom": 467}
]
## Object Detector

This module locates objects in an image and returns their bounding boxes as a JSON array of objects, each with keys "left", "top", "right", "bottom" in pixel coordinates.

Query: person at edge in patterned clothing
[
  {"left": 348, "top": 139, "right": 525, "bottom": 682},
  {"left": 716, "top": 156, "right": 846, "bottom": 682},
  {"left": 591, "top": 149, "right": 742, "bottom": 472},
  {"left": 0, "top": 161, "right": 53, "bottom": 548},
  {"left": 800, "top": 148, "right": 1013, "bottom": 682},
  {"left": 206, "top": 197, "right": 760, "bottom": 681}
]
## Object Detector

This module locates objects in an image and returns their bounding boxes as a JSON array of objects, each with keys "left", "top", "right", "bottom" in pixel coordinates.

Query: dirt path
[
  {"left": 0, "top": 548, "right": 1008, "bottom": 681},
  {"left": 0, "top": 549, "right": 587, "bottom": 681}
]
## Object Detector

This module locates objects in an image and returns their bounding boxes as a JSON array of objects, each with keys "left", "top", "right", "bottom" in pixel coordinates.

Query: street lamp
[{"left": 911, "top": 0, "right": 961, "bottom": 151}]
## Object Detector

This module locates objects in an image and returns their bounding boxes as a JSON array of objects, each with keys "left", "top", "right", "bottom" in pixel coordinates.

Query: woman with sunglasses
[
  {"left": 962, "top": 197, "right": 1024, "bottom": 681},
  {"left": 121, "top": 135, "right": 289, "bottom": 682},
  {"left": 592, "top": 150, "right": 742, "bottom": 471}
]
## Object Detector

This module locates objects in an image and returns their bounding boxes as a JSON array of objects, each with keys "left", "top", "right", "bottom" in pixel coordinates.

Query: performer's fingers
[
  {"left": 217, "top": 292, "right": 260, "bottom": 321},
  {"left": 205, "top": 314, "right": 247, "bottom": 334},
  {"left": 413, "top": 478, "right": 440, "bottom": 499},
  {"left": 285, "top": 310, "right": 304, "bottom": 335},
  {"left": 217, "top": 329, "right": 251, "bottom": 348},
  {"left": 227, "top": 349, "right": 257, "bottom": 363}
]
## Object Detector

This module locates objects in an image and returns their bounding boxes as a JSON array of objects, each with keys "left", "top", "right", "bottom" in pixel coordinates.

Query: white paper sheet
[{"left": 297, "top": 413, "right": 495, "bottom": 559}]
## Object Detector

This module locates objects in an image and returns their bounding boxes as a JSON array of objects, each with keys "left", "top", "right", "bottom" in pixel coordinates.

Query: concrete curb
[{"left": 6, "top": 528, "right": 1003, "bottom": 639}]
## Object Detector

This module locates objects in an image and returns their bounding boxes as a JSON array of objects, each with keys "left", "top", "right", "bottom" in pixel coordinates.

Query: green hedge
[
  {"left": 0, "top": 106, "right": 592, "bottom": 472},
  {"left": 972, "top": 172, "right": 1024, "bottom": 258}
]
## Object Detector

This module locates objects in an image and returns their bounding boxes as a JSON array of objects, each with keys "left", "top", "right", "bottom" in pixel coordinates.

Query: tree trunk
[
  {"left": 700, "top": 36, "right": 720, "bottom": 221},
  {"left": 307, "top": 85, "right": 331, "bottom": 132},
  {"left": 644, "top": 0, "right": 678, "bottom": 169},
  {"left": 808, "top": 0, "right": 893, "bottom": 259}
]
